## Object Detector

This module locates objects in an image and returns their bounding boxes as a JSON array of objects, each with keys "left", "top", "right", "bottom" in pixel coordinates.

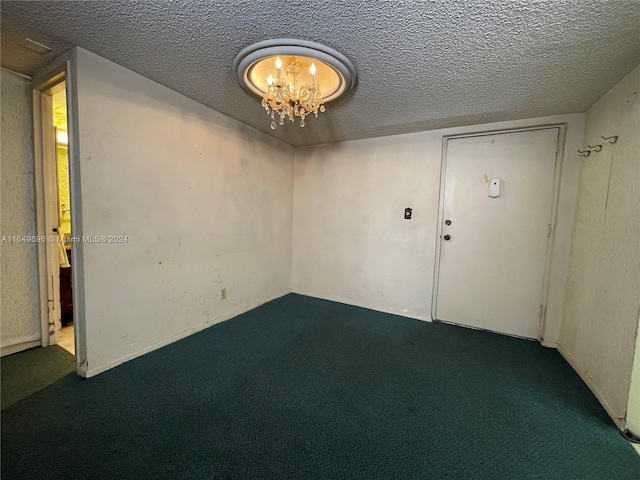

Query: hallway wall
[
  {"left": 0, "top": 69, "right": 41, "bottom": 352},
  {"left": 559, "top": 64, "right": 640, "bottom": 424}
]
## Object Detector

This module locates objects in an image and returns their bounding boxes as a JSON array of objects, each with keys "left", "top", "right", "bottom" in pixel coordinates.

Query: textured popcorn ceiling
[{"left": 2, "top": 0, "right": 639, "bottom": 146}]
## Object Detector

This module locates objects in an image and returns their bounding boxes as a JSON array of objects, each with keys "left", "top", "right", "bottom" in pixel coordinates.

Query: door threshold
[{"left": 434, "top": 318, "right": 537, "bottom": 341}]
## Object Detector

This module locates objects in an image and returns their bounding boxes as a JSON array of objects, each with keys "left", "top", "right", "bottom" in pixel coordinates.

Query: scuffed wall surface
[
  {"left": 560, "top": 64, "right": 640, "bottom": 419},
  {"left": 75, "top": 49, "right": 294, "bottom": 375},
  {"left": 0, "top": 69, "right": 41, "bottom": 348},
  {"left": 293, "top": 135, "right": 435, "bottom": 321}
]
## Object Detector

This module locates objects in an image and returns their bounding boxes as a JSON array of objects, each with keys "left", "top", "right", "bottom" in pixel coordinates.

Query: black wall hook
[
  {"left": 577, "top": 149, "right": 591, "bottom": 157},
  {"left": 601, "top": 135, "right": 618, "bottom": 144},
  {"left": 587, "top": 144, "right": 603, "bottom": 152}
]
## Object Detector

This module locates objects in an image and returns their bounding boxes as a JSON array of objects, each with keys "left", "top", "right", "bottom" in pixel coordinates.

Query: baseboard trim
[
  {"left": 1, "top": 339, "right": 41, "bottom": 357},
  {"left": 540, "top": 340, "right": 557, "bottom": 348},
  {"left": 84, "top": 291, "right": 289, "bottom": 378},
  {"left": 558, "top": 345, "right": 625, "bottom": 430},
  {"left": 291, "top": 290, "right": 432, "bottom": 322}
]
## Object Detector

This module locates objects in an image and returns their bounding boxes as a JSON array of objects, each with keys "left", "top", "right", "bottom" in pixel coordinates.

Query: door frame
[
  {"left": 431, "top": 125, "right": 566, "bottom": 340},
  {"left": 34, "top": 78, "right": 63, "bottom": 346},
  {"left": 32, "top": 52, "right": 88, "bottom": 375}
]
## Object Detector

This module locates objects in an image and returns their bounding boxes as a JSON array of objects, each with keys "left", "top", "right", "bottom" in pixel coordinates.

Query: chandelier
[
  {"left": 234, "top": 39, "right": 356, "bottom": 130},
  {"left": 261, "top": 56, "right": 324, "bottom": 129}
]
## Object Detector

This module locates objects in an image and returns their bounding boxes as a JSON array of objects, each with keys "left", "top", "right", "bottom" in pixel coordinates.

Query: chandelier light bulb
[
  {"left": 275, "top": 57, "right": 282, "bottom": 69},
  {"left": 309, "top": 62, "right": 316, "bottom": 75},
  {"left": 267, "top": 74, "right": 273, "bottom": 86}
]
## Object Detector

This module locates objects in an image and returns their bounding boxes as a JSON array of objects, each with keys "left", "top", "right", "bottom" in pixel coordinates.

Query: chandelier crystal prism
[
  {"left": 234, "top": 39, "right": 356, "bottom": 130},
  {"left": 261, "top": 56, "right": 325, "bottom": 128}
]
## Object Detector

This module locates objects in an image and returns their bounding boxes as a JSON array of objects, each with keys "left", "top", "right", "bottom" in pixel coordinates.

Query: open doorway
[
  {"left": 51, "top": 82, "right": 74, "bottom": 355},
  {"left": 37, "top": 77, "right": 75, "bottom": 356}
]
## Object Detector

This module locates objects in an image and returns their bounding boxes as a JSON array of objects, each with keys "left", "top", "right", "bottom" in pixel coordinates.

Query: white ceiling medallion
[{"left": 234, "top": 39, "right": 356, "bottom": 129}]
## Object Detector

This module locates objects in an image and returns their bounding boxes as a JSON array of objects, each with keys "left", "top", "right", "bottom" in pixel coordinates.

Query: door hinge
[
  {"left": 539, "top": 304, "right": 546, "bottom": 318},
  {"left": 556, "top": 137, "right": 560, "bottom": 154},
  {"left": 547, "top": 224, "right": 552, "bottom": 237}
]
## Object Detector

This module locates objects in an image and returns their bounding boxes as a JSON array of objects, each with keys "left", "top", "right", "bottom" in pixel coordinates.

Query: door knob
[{"left": 444, "top": 234, "right": 451, "bottom": 241}]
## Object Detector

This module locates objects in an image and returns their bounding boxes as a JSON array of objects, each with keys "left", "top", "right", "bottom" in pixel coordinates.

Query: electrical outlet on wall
[{"left": 220, "top": 288, "right": 227, "bottom": 300}]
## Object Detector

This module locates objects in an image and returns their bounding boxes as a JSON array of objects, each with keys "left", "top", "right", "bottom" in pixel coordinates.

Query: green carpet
[
  {"left": 1, "top": 294, "right": 638, "bottom": 478},
  {"left": 1, "top": 344, "right": 75, "bottom": 410}
]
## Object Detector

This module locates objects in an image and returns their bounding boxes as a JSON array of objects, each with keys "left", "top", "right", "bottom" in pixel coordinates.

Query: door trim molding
[
  {"left": 33, "top": 87, "right": 50, "bottom": 347},
  {"left": 537, "top": 127, "right": 565, "bottom": 342},
  {"left": 431, "top": 124, "right": 566, "bottom": 343}
]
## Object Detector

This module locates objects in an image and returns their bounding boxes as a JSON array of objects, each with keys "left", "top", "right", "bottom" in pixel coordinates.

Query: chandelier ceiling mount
[{"left": 234, "top": 39, "right": 356, "bottom": 129}]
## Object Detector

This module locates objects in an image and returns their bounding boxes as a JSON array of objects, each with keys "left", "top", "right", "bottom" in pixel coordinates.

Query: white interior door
[
  {"left": 434, "top": 128, "right": 559, "bottom": 339},
  {"left": 41, "top": 93, "right": 62, "bottom": 343}
]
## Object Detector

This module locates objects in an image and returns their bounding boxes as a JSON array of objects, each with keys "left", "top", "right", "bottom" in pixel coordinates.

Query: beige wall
[
  {"left": 293, "top": 114, "right": 585, "bottom": 345},
  {"left": 75, "top": 49, "right": 295, "bottom": 376},
  {"left": 0, "top": 69, "right": 41, "bottom": 350},
  {"left": 559, "top": 64, "right": 640, "bottom": 423}
]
